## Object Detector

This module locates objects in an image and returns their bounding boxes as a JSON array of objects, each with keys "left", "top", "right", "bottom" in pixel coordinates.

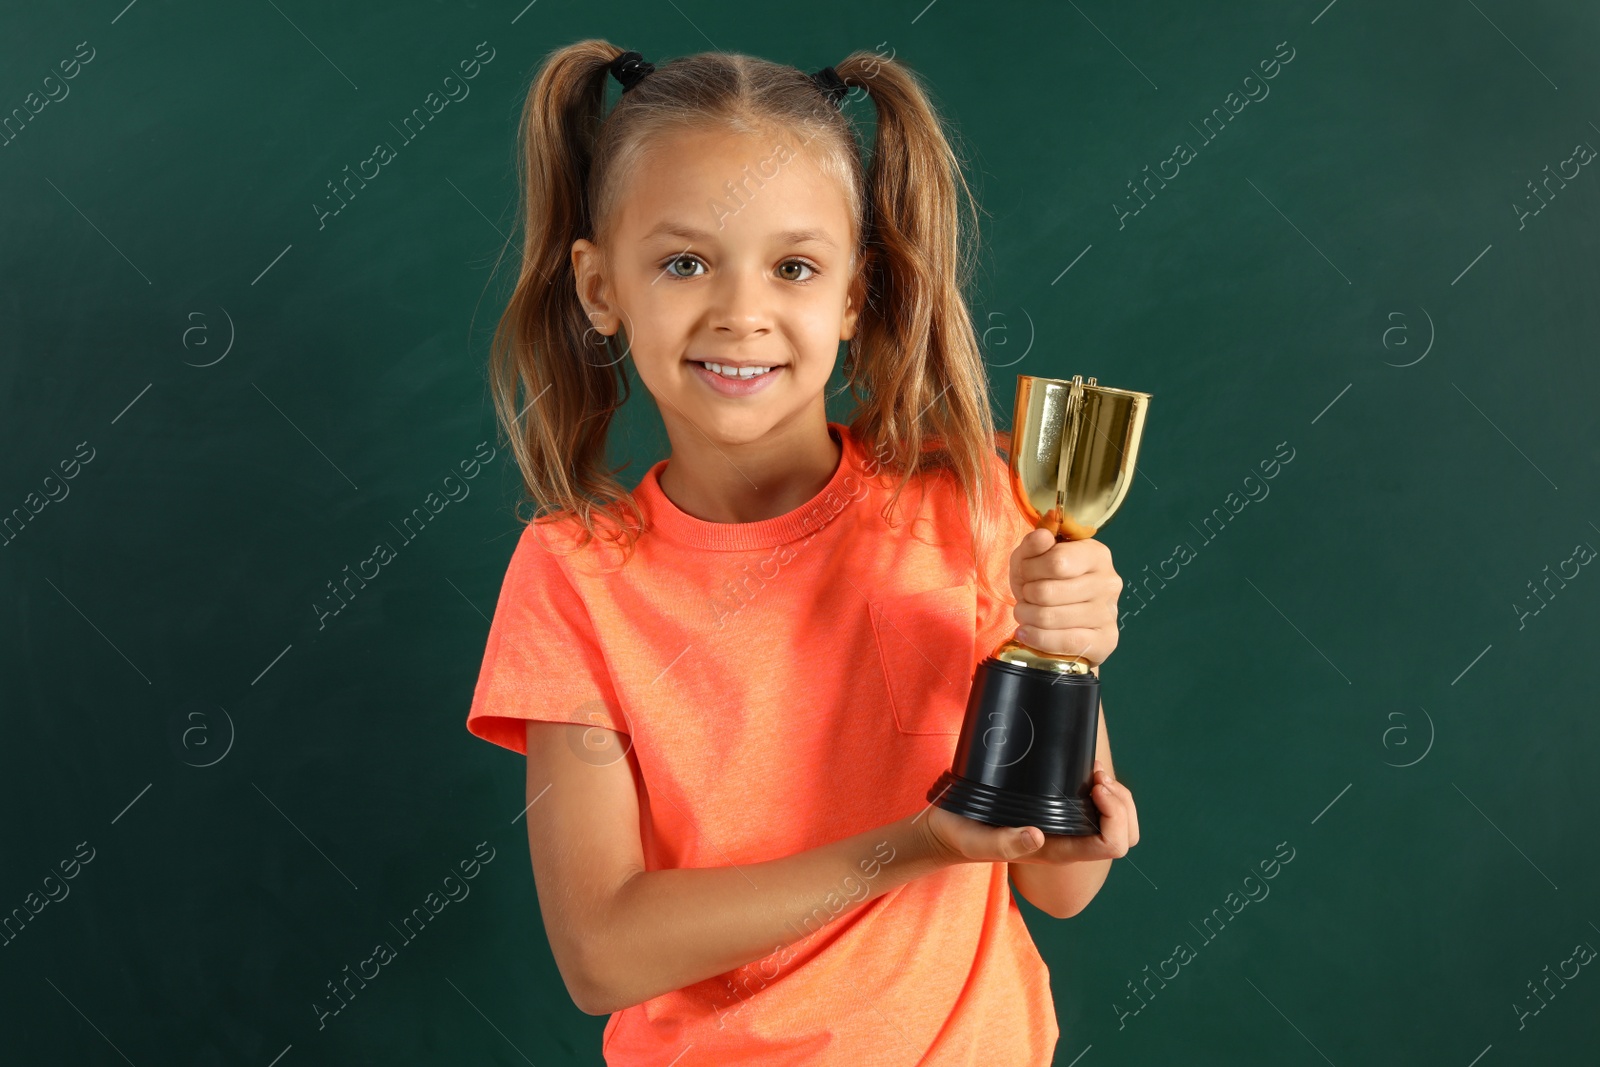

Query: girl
[{"left": 466, "top": 40, "right": 1140, "bottom": 1066}]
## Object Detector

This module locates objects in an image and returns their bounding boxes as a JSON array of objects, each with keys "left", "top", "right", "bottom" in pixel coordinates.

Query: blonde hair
[{"left": 487, "top": 40, "right": 1015, "bottom": 603}]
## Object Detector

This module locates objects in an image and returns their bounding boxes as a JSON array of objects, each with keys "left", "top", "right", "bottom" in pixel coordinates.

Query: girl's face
[{"left": 571, "top": 127, "right": 863, "bottom": 448}]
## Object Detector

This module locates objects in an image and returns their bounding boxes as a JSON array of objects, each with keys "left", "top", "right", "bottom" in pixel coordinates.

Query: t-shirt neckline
[{"left": 634, "top": 422, "right": 863, "bottom": 551}]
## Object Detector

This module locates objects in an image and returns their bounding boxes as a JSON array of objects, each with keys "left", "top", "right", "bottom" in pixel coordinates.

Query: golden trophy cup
[{"left": 928, "top": 374, "right": 1152, "bottom": 836}]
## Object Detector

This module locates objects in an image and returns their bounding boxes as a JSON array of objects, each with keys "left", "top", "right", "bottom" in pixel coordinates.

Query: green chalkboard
[{"left": 3, "top": 1, "right": 1597, "bottom": 1063}]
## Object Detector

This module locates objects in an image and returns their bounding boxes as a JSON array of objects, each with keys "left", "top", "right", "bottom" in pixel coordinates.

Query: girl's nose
[{"left": 709, "top": 268, "right": 773, "bottom": 337}]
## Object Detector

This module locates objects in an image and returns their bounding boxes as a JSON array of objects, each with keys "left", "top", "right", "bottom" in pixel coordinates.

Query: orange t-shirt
[{"left": 465, "top": 420, "right": 1056, "bottom": 1065}]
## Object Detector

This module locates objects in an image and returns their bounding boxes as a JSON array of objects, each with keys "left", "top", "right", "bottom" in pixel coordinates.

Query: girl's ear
[
  {"left": 571, "top": 237, "right": 620, "bottom": 336},
  {"left": 840, "top": 252, "right": 871, "bottom": 341}
]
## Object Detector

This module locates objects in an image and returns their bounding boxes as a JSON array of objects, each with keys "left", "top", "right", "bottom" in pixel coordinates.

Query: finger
[
  {"left": 1013, "top": 598, "right": 1115, "bottom": 632},
  {"left": 1094, "top": 761, "right": 1131, "bottom": 799},
  {"left": 1012, "top": 624, "right": 1107, "bottom": 662},
  {"left": 1017, "top": 574, "right": 1111, "bottom": 608},
  {"left": 1015, "top": 544, "right": 1086, "bottom": 585},
  {"left": 1019, "top": 567, "right": 1123, "bottom": 608},
  {"left": 1028, "top": 830, "right": 1121, "bottom": 864},
  {"left": 930, "top": 806, "right": 1046, "bottom": 863},
  {"left": 1009, "top": 826, "right": 1046, "bottom": 856},
  {"left": 1015, "top": 527, "right": 1057, "bottom": 560},
  {"left": 1095, "top": 762, "right": 1139, "bottom": 846},
  {"left": 978, "top": 823, "right": 1046, "bottom": 862},
  {"left": 1109, "top": 784, "right": 1138, "bottom": 847},
  {"left": 1016, "top": 538, "right": 1106, "bottom": 585},
  {"left": 1089, "top": 780, "right": 1130, "bottom": 857},
  {"left": 1094, "top": 767, "right": 1132, "bottom": 844},
  {"left": 1009, "top": 529, "right": 1057, "bottom": 594}
]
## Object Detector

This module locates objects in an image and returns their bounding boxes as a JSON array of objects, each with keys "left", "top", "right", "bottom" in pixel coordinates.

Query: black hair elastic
[
  {"left": 809, "top": 66, "right": 850, "bottom": 108},
  {"left": 609, "top": 51, "right": 848, "bottom": 108},
  {"left": 609, "top": 50, "right": 655, "bottom": 93}
]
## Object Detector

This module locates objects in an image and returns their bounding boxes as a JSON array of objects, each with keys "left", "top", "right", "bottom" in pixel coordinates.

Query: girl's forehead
[
  {"left": 640, "top": 123, "right": 796, "bottom": 158},
  {"left": 615, "top": 130, "right": 855, "bottom": 246}
]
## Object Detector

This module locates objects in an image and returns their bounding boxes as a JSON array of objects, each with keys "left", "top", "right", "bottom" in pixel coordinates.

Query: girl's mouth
[{"left": 689, "top": 361, "right": 784, "bottom": 397}]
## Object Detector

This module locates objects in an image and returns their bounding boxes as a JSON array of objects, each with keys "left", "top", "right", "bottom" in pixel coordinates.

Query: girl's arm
[
  {"left": 523, "top": 719, "right": 990, "bottom": 1016},
  {"left": 999, "top": 527, "right": 1135, "bottom": 917}
]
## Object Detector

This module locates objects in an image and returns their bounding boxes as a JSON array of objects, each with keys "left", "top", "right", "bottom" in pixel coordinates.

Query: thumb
[
  {"left": 928, "top": 806, "right": 1047, "bottom": 863},
  {"left": 1015, "top": 526, "right": 1056, "bottom": 560},
  {"left": 996, "top": 824, "right": 1045, "bottom": 859},
  {"left": 1010, "top": 527, "right": 1055, "bottom": 598}
]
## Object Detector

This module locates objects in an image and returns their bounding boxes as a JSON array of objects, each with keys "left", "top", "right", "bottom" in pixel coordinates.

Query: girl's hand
[
  {"left": 1009, "top": 528, "right": 1123, "bottom": 666},
  {"left": 921, "top": 761, "right": 1139, "bottom": 865}
]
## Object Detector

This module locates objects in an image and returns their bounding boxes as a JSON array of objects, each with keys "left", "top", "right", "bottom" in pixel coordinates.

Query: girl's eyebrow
[{"left": 642, "top": 221, "right": 838, "bottom": 250}]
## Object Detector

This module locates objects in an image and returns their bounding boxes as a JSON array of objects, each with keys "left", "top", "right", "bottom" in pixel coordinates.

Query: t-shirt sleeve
[{"left": 465, "top": 521, "right": 628, "bottom": 756}]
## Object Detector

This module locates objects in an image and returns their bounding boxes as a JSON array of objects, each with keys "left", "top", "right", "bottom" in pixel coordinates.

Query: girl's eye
[
  {"left": 777, "top": 259, "right": 817, "bottom": 283},
  {"left": 665, "top": 254, "right": 704, "bottom": 279}
]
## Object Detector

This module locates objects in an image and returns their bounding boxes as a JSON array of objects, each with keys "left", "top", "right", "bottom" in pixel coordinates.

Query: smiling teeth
[{"left": 701, "top": 362, "right": 773, "bottom": 379}]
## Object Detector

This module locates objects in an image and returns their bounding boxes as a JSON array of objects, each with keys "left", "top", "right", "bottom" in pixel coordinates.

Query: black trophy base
[{"left": 927, "top": 655, "right": 1102, "bottom": 837}]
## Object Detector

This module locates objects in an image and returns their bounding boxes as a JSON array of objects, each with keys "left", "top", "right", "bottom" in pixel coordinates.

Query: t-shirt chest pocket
[{"left": 869, "top": 582, "right": 978, "bottom": 735}]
